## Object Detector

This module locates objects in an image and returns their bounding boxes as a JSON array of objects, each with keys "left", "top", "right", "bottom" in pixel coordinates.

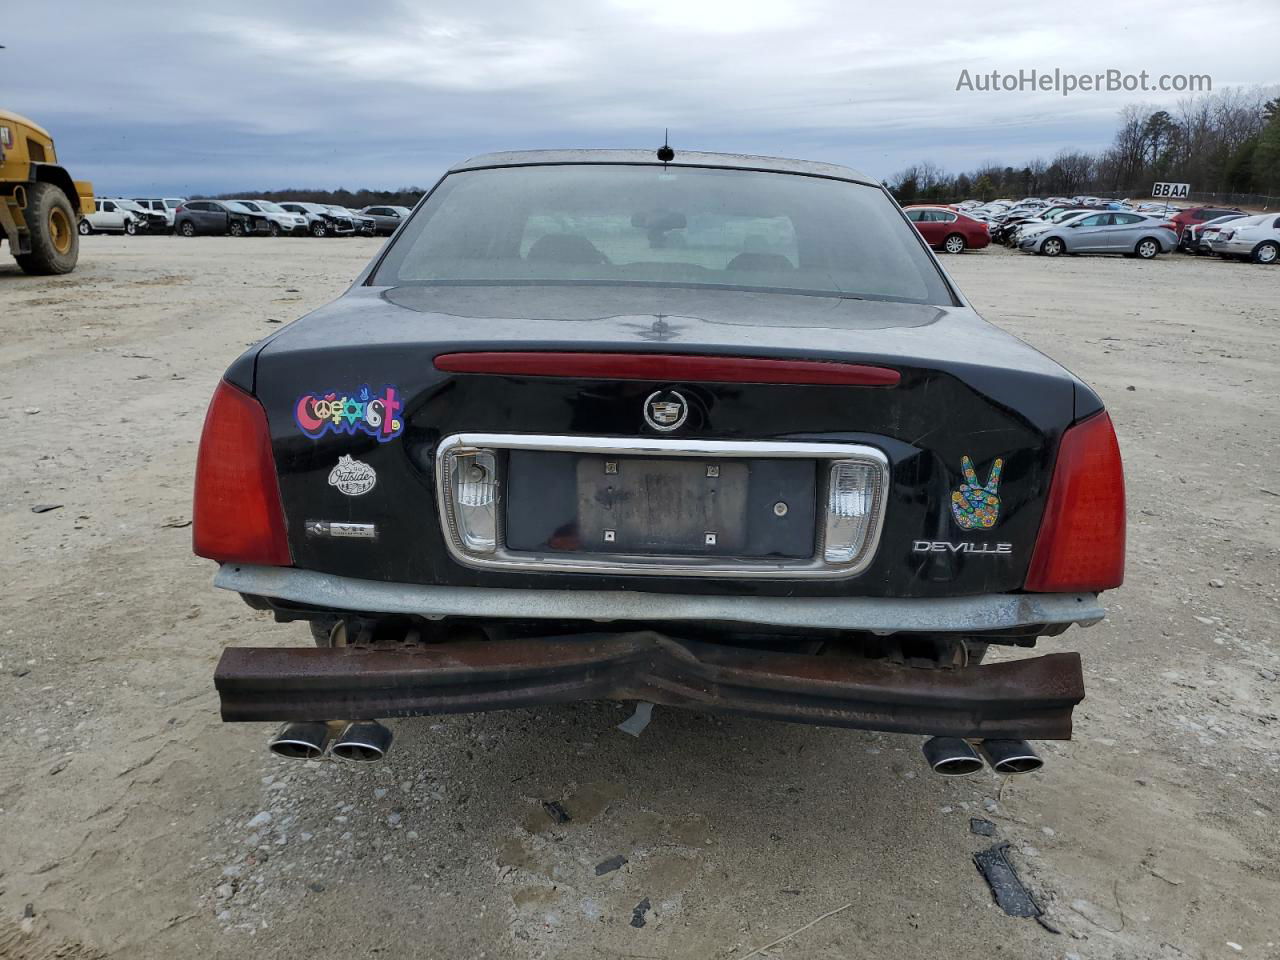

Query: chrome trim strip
[
  {"left": 215, "top": 564, "right": 1106, "bottom": 634},
  {"left": 440, "top": 433, "right": 888, "bottom": 459},
  {"left": 434, "top": 433, "right": 891, "bottom": 579}
]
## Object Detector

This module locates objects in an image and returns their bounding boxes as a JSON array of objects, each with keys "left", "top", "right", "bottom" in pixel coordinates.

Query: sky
[{"left": 2, "top": 0, "right": 1277, "bottom": 196}]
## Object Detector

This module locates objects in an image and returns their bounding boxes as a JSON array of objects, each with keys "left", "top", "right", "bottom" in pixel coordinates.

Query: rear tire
[
  {"left": 78, "top": 218, "right": 93, "bottom": 236},
  {"left": 943, "top": 233, "right": 966, "bottom": 254},
  {"left": 1040, "top": 236, "right": 1064, "bottom": 257},
  {"left": 1135, "top": 238, "right": 1160, "bottom": 259},
  {"left": 178, "top": 220, "right": 196, "bottom": 237},
  {"left": 13, "top": 183, "right": 79, "bottom": 275},
  {"left": 310, "top": 221, "right": 327, "bottom": 238},
  {"left": 1252, "top": 241, "right": 1278, "bottom": 264}
]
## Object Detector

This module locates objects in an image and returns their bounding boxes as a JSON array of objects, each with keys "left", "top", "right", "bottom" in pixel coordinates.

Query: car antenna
[{"left": 657, "top": 130, "right": 674, "bottom": 164}]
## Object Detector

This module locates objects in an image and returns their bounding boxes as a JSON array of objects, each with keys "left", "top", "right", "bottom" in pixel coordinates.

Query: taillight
[
  {"left": 193, "top": 379, "right": 292, "bottom": 566},
  {"left": 1024, "top": 411, "right": 1124, "bottom": 592}
]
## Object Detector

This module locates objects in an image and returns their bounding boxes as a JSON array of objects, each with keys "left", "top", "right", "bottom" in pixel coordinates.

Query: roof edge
[{"left": 450, "top": 149, "right": 877, "bottom": 185}]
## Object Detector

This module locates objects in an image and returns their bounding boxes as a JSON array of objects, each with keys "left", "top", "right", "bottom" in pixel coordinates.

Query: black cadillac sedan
[{"left": 195, "top": 149, "right": 1124, "bottom": 777}]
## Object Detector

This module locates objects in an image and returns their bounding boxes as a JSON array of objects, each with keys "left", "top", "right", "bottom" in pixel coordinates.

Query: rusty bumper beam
[{"left": 215, "top": 632, "right": 1085, "bottom": 739}]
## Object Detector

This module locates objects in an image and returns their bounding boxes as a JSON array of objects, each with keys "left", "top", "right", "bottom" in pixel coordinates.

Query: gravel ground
[{"left": 0, "top": 236, "right": 1277, "bottom": 960}]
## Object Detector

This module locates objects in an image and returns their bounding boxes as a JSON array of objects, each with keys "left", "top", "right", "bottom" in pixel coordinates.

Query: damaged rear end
[{"left": 195, "top": 150, "right": 1125, "bottom": 773}]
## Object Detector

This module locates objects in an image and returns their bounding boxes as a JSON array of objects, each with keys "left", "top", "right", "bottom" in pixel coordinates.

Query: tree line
[{"left": 891, "top": 86, "right": 1280, "bottom": 204}]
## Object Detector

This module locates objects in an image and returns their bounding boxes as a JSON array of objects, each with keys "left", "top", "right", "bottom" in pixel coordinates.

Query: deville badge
[
  {"left": 950, "top": 455, "right": 1003, "bottom": 530},
  {"left": 328, "top": 455, "right": 377, "bottom": 496}
]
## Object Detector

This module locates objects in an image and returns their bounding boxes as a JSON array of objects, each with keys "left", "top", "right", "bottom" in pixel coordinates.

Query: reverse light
[
  {"left": 193, "top": 380, "right": 292, "bottom": 566},
  {"left": 823, "top": 460, "right": 883, "bottom": 564},
  {"left": 1024, "top": 411, "right": 1125, "bottom": 593},
  {"left": 442, "top": 448, "right": 498, "bottom": 554}
]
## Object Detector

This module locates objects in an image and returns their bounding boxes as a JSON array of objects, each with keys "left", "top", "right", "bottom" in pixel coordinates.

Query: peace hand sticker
[{"left": 950, "top": 455, "right": 1003, "bottom": 530}]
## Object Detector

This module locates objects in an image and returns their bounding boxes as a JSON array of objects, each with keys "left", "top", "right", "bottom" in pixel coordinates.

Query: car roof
[{"left": 450, "top": 149, "right": 877, "bottom": 185}]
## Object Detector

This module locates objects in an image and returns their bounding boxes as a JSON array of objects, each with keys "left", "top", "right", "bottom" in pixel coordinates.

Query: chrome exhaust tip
[
  {"left": 922, "top": 736, "right": 984, "bottom": 777},
  {"left": 331, "top": 720, "right": 393, "bottom": 763},
  {"left": 979, "top": 739, "right": 1043, "bottom": 775},
  {"left": 268, "top": 721, "right": 332, "bottom": 760}
]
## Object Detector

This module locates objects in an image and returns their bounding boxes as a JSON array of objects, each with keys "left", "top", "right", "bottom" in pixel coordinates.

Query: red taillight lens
[
  {"left": 193, "top": 380, "right": 292, "bottom": 566},
  {"left": 1024, "top": 411, "right": 1125, "bottom": 593}
]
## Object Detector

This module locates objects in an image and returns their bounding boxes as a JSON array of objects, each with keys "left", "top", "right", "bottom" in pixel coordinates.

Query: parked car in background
[
  {"left": 325, "top": 205, "right": 376, "bottom": 236},
  {"left": 133, "top": 198, "right": 186, "bottom": 230},
  {"left": 174, "top": 200, "right": 271, "bottom": 237},
  {"left": 1169, "top": 205, "right": 1243, "bottom": 240},
  {"left": 278, "top": 202, "right": 354, "bottom": 237},
  {"left": 1003, "top": 207, "right": 1099, "bottom": 246},
  {"left": 994, "top": 206, "right": 1088, "bottom": 246},
  {"left": 116, "top": 199, "right": 168, "bottom": 233},
  {"left": 231, "top": 199, "right": 309, "bottom": 236},
  {"left": 902, "top": 205, "right": 990, "bottom": 253},
  {"left": 1208, "top": 214, "right": 1280, "bottom": 263},
  {"left": 1178, "top": 213, "right": 1248, "bottom": 253},
  {"left": 1018, "top": 211, "right": 1176, "bottom": 258},
  {"left": 358, "top": 205, "right": 412, "bottom": 235},
  {"left": 78, "top": 197, "right": 141, "bottom": 235}
]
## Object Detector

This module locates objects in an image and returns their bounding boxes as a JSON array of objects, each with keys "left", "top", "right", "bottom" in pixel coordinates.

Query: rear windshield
[{"left": 373, "top": 164, "right": 954, "bottom": 304}]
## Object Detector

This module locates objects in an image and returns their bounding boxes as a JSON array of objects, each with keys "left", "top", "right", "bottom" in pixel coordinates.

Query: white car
[
  {"left": 232, "top": 200, "right": 309, "bottom": 236},
  {"left": 277, "top": 201, "right": 353, "bottom": 237},
  {"left": 132, "top": 197, "right": 186, "bottom": 229},
  {"left": 1208, "top": 213, "right": 1280, "bottom": 264},
  {"left": 79, "top": 198, "right": 141, "bottom": 235}
]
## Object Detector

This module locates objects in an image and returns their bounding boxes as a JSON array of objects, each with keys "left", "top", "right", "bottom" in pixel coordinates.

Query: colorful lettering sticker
[
  {"left": 950, "top": 455, "right": 1003, "bottom": 530},
  {"left": 295, "top": 385, "right": 403, "bottom": 442}
]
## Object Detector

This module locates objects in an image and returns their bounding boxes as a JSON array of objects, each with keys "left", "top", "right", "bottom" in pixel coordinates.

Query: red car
[
  {"left": 1168, "top": 205, "right": 1243, "bottom": 243},
  {"left": 903, "top": 205, "right": 990, "bottom": 253}
]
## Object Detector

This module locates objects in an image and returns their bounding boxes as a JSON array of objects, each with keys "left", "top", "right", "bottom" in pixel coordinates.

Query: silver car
[
  {"left": 1018, "top": 211, "right": 1177, "bottom": 259},
  {"left": 1209, "top": 213, "right": 1280, "bottom": 264},
  {"left": 358, "top": 205, "right": 412, "bottom": 236}
]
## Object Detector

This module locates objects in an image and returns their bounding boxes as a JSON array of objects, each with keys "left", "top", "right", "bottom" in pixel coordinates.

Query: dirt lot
[{"left": 1, "top": 236, "right": 1277, "bottom": 960}]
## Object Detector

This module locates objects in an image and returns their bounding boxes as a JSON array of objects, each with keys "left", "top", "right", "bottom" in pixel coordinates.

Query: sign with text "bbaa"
[{"left": 1152, "top": 182, "right": 1190, "bottom": 199}]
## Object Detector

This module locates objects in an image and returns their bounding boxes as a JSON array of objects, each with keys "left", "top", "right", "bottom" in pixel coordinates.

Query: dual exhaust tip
[
  {"left": 268, "top": 720, "right": 393, "bottom": 763},
  {"left": 269, "top": 724, "right": 1035, "bottom": 777},
  {"left": 922, "top": 737, "right": 1043, "bottom": 777}
]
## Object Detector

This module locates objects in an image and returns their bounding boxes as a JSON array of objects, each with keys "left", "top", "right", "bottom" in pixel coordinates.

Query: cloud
[{"left": 3, "top": 0, "right": 1277, "bottom": 194}]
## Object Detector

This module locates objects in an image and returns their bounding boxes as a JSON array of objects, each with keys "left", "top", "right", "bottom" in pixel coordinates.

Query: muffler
[
  {"left": 922, "top": 736, "right": 984, "bottom": 777},
  {"left": 268, "top": 721, "right": 332, "bottom": 760},
  {"left": 978, "top": 739, "right": 1043, "bottom": 775},
  {"left": 331, "top": 720, "right": 393, "bottom": 762}
]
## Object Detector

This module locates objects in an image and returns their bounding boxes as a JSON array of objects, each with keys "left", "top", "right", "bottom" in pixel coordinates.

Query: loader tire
[{"left": 14, "top": 183, "right": 79, "bottom": 275}]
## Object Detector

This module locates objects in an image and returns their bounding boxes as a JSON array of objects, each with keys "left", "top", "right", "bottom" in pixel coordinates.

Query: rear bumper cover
[
  {"left": 215, "top": 632, "right": 1085, "bottom": 738},
  {"left": 214, "top": 564, "right": 1106, "bottom": 634}
]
